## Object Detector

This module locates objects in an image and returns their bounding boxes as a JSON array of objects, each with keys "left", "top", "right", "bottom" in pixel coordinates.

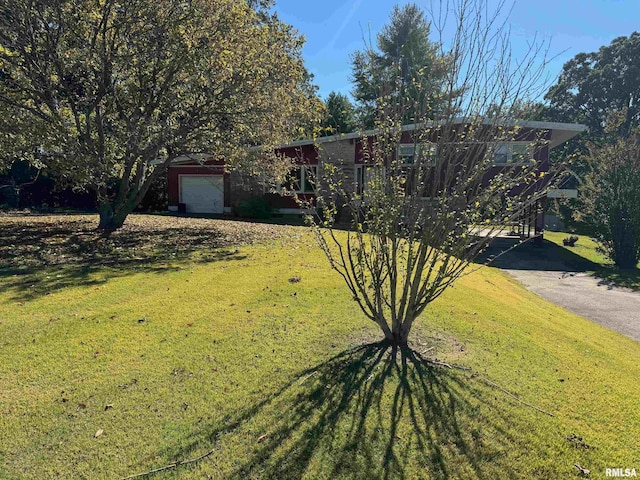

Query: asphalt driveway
[{"left": 482, "top": 239, "right": 640, "bottom": 342}]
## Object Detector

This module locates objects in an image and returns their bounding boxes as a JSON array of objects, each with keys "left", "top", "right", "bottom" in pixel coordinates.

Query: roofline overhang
[
  {"left": 159, "top": 118, "right": 587, "bottom": 166},
  {"left": 251, "top": 119, "right": 587, "bottom": 151}
]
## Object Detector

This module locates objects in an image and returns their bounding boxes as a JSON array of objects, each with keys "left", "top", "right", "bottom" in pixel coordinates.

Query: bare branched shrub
[{"left": 304, "top": 0, "right": 565, "bottom": 348}]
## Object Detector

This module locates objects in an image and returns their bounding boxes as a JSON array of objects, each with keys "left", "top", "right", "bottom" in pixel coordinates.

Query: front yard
[{"left": 0, "top": 214, "right": 639, "bottom": 479}]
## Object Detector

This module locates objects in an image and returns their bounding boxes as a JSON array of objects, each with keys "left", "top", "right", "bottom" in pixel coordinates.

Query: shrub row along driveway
[{"left": 485, "top": 238, "right": 640, "bottom": 342}]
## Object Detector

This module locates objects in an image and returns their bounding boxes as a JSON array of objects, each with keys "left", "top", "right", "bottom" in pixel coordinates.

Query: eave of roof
[
  {"left": 160, "top": 119, "right": 587, "bottom": 165},
  {"left": 258, "top": 119, "right": 588, "bottom": 150}
]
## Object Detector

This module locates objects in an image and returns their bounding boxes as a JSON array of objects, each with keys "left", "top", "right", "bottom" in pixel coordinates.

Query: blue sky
[{"left": 273, "top": 0, "right": 640, "bottom": 101}]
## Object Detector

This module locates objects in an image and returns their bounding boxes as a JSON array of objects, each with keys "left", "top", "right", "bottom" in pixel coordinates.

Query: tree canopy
[
  {"left": 350, "top": 3, "right": 448, "bottom": 128},
  {"left": 545, "top": 32, "right": 640, "bottom": 137},
  {"left": 322, "top": 92, "right": 357, "bottom": 135},
  {"left": 0, "top": 0, "right": 322, "bottom": 229},
  {"left": 542, "top": 33, "right": 640, "bottom": 232}
]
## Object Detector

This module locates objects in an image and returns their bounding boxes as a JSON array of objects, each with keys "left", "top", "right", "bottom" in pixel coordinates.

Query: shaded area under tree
[
  {"left": 478, "top": 237, "right": 640, "bottom": 291},
  {"left": 0, "top": 214, "right": 296, "bottom": 301}
]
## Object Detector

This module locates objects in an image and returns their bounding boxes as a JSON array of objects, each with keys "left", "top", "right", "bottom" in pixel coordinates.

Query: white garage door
[{"left": 180, "top": 175, "right": 224, "bottom": 214}]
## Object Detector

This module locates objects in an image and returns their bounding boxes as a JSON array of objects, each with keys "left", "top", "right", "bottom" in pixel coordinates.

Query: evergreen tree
[
  {"left": 322, "top": 92, "right": 357, "bottom": 134},
  {"left": 351, "top": 3, "right": 449, "bottom": 127}
]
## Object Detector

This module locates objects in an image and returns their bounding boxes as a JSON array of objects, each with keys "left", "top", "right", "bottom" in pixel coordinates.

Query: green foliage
[
  {"left": 543, "top": 33, "right": 640, "bottom": 230},
  {"left": 136, "top": 171, "right": 167, "bottom": 212},
  {"left": 350, "top": 3, "right": 450, "bottom": 127},
  {"left": 0, "top": 159, "right": 41, "bottom": 209},
  {"left": 0, "top": 0, "right": 322, "bottom": 230},
  {"left": 545, "top": 32, "right": 640, "bottom": 137},
  {"left": 237, "top": 195, "right": 274, "bottom": 219},
  {"left": 322, "top": 91, "right": 357, "bottom": 134},
  {"left": 577, "top": 129, "right": 640, "bottom": 269}
]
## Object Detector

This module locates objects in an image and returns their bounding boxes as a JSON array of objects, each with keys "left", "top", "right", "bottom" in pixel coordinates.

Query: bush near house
[{"left": 236, "top": 196, "right": 275, "bottom": 220}]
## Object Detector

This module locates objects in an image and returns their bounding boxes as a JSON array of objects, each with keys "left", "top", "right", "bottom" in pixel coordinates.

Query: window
[
  {"left": 355, "top": 165, "right": 372, "bottom": 194},
  {"left": 493, "top": 142, "right": 533, "bottom": 165},
  {"left": 355, "top": 165, "right": 366, "bottom": 194},
  {"left": 284, "top": 165, "right": 317, "bottom": 193},
  {"left": 354, "top": 164, "right": 386, "bottom": 194},
  {"left": 397, "top": 143, "right": 437, "bottom": 166},
  {"left": 302, "top": 165, "right": 317, "bottom": 193},
  {"left": 285, "top": 166, "right": 302, "bottom": 191}
]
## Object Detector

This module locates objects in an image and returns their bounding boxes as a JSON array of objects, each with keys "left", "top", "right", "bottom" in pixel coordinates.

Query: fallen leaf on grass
[
  {"left": 257, "top": 434, "right": 268, "bottom": 443},
  {"left": 574, "top": 463, "right": 590, "bottom": 477},
  {"left": 94, "top": 429, "right": 104, "bottom": 438}
]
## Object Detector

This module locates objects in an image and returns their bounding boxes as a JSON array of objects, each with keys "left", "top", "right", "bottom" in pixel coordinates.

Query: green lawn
[
  {"left": 545, "top": 231, "right": 640, "bottom": 290},
  {"left": 1, "top": 215, "right": 639, "bottom": 479}
]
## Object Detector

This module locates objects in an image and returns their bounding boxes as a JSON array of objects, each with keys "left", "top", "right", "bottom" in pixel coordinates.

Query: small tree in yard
[
  {"left": 0, "top": 0, "right": 321, "bottom": 231},
  {"left": 306, "top": 0, "right": 561, "bottom": 348},
  {"left": 578, "top": 117, "right": 640, "bottom": 269}
]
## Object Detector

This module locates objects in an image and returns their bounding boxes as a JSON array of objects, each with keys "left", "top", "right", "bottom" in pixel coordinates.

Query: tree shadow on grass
[
  {"left": 478, "top": 238, "right": 640, "bottom": 291},
  {"left": 0, "top": 218, "right": 248, "bottom": 301},
  {"left": 152, "top": 343, "right": 541, "bottom": 480}
]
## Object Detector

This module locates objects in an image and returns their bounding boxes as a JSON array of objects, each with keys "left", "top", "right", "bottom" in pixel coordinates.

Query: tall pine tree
[
  {"left": 351, "top": 4, "right": 449, "bottom": 127},
  {"left": 322, "top": 92, "right": 357, "bottom": 134}
]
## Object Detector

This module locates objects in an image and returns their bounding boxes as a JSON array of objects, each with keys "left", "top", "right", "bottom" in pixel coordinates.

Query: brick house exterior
[{"left": 165, "top": 121, "right": 586, "bottom": 234}]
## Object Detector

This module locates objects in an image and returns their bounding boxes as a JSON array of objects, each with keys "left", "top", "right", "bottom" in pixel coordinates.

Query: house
[{"left": 166, "top": 120, "right": 586, "bottom": 235}]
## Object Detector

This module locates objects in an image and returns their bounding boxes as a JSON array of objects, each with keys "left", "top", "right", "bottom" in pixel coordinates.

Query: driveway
[{"left": 481, "top": 239, "right": 640, "bottom": 342}]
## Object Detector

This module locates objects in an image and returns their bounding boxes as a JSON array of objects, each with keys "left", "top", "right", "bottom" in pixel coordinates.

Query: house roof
[
  {"left": 272, "top": 119, "right": 587, "bottom": 151},
  {"left": 160, "top": 119, "right": 587, "bottom": 165}
]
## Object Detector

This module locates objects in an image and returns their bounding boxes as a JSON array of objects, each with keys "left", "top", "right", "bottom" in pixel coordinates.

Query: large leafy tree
[
  {"left": 322, "top": 91, "right": 357, "bottom": 135},
  {"left": 545, "top": 32, "right": 640, "bottom": 137},
  {"left": 543, "top": 34, "right": 640, "bottom": 230},
  {"left": 0, "top": 0, "right": 321, "bottom": 230},
  {"left": 351, "top": 3, "right": 449, "bottom": 128},
  {"left": 576, "top": 113, "right": 640, "bottom": 269}
]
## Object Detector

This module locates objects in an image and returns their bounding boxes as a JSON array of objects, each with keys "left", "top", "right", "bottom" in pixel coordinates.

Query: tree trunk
[
  {"left": 384, "top": 321, "right": 412, "bottom": 348},
  {"left": 97, "top": 202, "right": 129, "bottom": 233},
  {"left": 612, "top": 208, "right": 638, "bottom": 269}
]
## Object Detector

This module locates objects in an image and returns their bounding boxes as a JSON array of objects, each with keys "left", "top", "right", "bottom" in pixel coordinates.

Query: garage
[{"left": 179, "top": 175, "right": 224, "bottom": 214}]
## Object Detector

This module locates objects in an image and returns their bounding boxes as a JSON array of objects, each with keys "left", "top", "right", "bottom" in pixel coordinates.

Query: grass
[
  {"left": 545, "top": 231, "right": 640, "bottom": 290},
  {"left": 1, "top": 214, "right": 639, "bottom": 479}
]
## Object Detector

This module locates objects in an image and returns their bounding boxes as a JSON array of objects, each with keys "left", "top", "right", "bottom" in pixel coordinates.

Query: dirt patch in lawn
[{"left": 348, "top": 327, "right": 469, "bottom": 364}]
